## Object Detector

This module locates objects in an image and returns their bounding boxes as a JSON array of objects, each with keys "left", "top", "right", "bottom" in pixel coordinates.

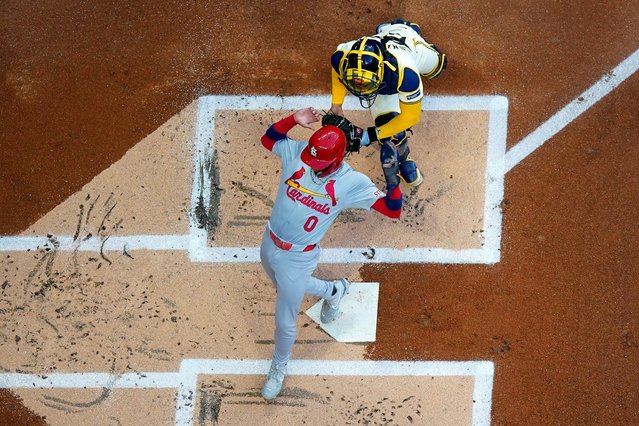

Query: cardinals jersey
[{"left": 268, "top": 137, "right": 385, "bottom": 246}]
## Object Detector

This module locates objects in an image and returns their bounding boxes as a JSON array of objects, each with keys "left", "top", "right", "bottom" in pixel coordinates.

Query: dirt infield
[
  {"left": 0, "top": 97, "right": 494, "bottom": 424},
  {"left": 1, "top": 1, "right": 638, "bottom": 425}
]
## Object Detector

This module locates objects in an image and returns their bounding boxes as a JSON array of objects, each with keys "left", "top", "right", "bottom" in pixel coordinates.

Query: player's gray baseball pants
[{"left": 260, "top": 227, "right": 336, "bottom": 365}]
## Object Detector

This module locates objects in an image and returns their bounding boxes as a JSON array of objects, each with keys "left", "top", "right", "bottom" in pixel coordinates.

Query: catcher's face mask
[{"left": 340, "top": 37, "right": 385, "bottom": 107}]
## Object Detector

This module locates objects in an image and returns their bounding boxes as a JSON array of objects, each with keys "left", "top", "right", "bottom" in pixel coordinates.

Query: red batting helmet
[{"left": 301, "top": 125, "right": 347, "bottom": 177}]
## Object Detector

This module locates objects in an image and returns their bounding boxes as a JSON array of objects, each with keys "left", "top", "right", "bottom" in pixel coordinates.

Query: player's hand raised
[{"left": 294, "top": 107, "right": 320, "bottom": 130}]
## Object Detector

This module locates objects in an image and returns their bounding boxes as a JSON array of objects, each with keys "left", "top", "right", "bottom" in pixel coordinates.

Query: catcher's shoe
[
  {"left": 405, "top": 167, "right": 424, "bottom": 187},
  {"left": 261, "top": 361, "right": 287, "bottom": 400},
  {"left": 399, "top": 159, "right": 424, "bottom": 187},
  {"left": 321, "top": 279, "right": 351, "bottom": 323}
]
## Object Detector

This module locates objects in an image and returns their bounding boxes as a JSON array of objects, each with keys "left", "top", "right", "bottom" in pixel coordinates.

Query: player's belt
[{"left": 269, "top": 230, "right": 317, "bottom": 252}]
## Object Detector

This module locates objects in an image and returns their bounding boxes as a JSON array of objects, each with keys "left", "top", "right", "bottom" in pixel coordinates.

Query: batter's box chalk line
[
  {"left": 6, "top": 44, "right": 639, "bottom": 265},
  {"left": 188, "top": 94, "right": 508, "bottom": 265},
  {"left": 0, "top": 358, "right": 494, "bottom": 426},
  {"left": 0, "top": 94, "right": 508, "bottom": 266}
]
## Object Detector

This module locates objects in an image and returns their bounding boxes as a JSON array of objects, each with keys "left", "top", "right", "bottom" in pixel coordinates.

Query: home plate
[{"left": 305, "top": 282, "right": 379, "bottom": 343}]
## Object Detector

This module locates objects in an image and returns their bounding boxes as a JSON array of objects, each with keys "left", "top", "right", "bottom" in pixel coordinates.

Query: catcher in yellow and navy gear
[{"left": 329, "top": 18, "right": 447, "bottom": 188}]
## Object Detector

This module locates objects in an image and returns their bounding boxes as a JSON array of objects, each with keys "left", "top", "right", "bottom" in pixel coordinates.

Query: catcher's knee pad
[
  {"left": 374, "top": 112, "right": 410, "bottom": 148},
  {"left": 379, "top": 131, "right": 409, "bottom": 148},
  {"left": 380, "top": 141, "right": 400, "bottom": 188},
  {"left": 399, "top": 158, "right": 423, "bottom": 187},
  {"left": 420, "top": 45, "right": 447, "bottom": 80}
]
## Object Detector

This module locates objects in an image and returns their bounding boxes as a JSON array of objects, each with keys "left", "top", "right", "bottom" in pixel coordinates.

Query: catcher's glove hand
[{"left": 321, "top": 113, "right": 364, "bottom": 154}]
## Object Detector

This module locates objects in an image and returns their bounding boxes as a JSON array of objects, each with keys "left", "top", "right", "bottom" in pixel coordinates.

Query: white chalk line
[
  {"left": 483, "top": 97, "right": 508, "bottom": 263},
  {"left": 505, "top": 47, "right": 639, "bottom": 172},
  {"left": 6, "top": 46, "right": 637, "bottom": 256},
  {"left": 190, "top": 94, "right": 507, "bottom": 264},
  {"left": 0, "top": 359, "right": 494, "bottom": 426},
  {"left": 189, "top": 96, "right": 216, "bottom": 244},
  {"left": 0, "top": 95, "right": 501, "bottom": 424},
  {"left": 0, "top": 235, "right": 189, "bottom": 252},
  {"left": 0, "top": 239, "right": 491, "bottom": 264},
  {"left": 2, "top": 48, "right": 635, "bottom": 426},
  {"left": 0, "top": 95, "right": 507, "bottom": 266},
  {"left": 190, "top": 246, "right": 493, "bottom": 264}
]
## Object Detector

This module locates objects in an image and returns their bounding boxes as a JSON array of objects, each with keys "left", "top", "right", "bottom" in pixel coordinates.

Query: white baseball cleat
[
  {"left": 261, "top": 361, "right": 287, "bottom": 400},
  {"left": 321, "top": 278, "right": 351, "bottom": 323}
]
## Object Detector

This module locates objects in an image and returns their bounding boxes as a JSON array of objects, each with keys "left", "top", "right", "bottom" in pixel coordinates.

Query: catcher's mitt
[{"left": 321, "top": 113, "right": 364, "bottom": 154}]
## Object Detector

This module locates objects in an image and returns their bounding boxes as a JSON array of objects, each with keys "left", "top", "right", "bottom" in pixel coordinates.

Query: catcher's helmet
[
  {"left": 301, "top": 125, "right": 347, "bottom": 177},
  {"left": 339, "top": 37, "right": 385, "bottom": 107}
]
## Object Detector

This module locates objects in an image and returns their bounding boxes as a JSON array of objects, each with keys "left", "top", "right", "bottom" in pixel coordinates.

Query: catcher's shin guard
[
  {"left": 397, "top": 145, "right": 423, "bottom": 187},
  {"left": 380, "top": 141, "right": 401, "bottom": 188},
  {"left": 375, "top": 111, "right": 422, "bottom": 186}
]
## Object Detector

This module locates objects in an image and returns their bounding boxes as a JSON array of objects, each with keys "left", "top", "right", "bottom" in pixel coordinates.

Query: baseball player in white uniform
[{"left": 259, "top": 107, "right": 403, "bottom": 400}]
